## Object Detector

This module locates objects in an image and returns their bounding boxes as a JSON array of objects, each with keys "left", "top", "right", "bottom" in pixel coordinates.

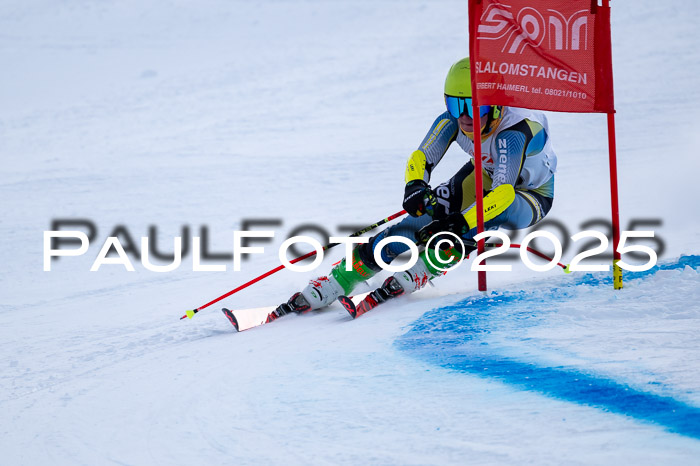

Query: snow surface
[{"left": 2, "top": 0, "right": 700, "bottom": 464}]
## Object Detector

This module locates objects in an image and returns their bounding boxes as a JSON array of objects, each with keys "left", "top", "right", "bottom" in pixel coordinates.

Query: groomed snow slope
[{"left": 1, "top": 0, "right": 699, "bottom": 464}]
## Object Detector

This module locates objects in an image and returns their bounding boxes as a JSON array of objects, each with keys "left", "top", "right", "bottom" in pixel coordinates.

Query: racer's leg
[
  {"left": 367, "top": 162, "right": 489, "bottom": 294},
  {"left": 284, "top": 163, "right": 496, "bottom": 312}
]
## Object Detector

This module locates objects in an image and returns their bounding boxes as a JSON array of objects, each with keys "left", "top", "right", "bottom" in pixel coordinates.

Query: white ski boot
[
  {"left": 299, "top": 275, "right": 347, "bottom": 309},
  {"left": 390, "top": 257, "right": 433, "bottom": 294}
]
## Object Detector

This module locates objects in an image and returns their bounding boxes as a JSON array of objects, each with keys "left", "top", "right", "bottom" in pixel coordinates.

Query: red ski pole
[
  {"left": 181, "top": 210, "right": 407, "bottom": 320},
  {"left": 511, "top": 244, "right": 568, "bottom": 270},
  {"left": 465, "top": 241, "right": 568, "bottom": 270}
]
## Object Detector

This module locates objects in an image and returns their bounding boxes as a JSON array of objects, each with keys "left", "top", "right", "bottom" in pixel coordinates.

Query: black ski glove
[
  {"left": 402, "top": 180, "right": 437, "bottom": 217},
  {"left": 416, "top": 212, "right": 471, "bottom": 247}
]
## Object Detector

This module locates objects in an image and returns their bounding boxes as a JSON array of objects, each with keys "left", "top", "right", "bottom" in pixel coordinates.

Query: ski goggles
[{"left": 445, "top": 95, "right": 491, "bottom": 119}]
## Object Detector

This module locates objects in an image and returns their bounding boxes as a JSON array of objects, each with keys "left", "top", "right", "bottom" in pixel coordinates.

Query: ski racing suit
[
  {"left": 295, "top": 106, "right": 557, "bottom": 310},
  {"left": 372, "top": 105, "right": 557, "bottom": 264}
]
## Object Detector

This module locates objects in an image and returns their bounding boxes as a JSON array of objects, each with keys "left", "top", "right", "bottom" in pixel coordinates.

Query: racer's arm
[
  {"left": 403, "top": 112, "right": 458, "bottom": 217},
  {"left": 404, "top": 112, "right": 459, "bottom": 184}
]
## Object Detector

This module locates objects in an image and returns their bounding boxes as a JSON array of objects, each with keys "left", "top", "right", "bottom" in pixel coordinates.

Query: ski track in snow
[{"left": 398, "top": 256, "right": 700, "bottom": 440}]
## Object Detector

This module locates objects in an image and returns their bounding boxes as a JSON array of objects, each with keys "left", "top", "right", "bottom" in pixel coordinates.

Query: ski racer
[{"left": 275, "top": 57, "right": 558, "bottom": 316}]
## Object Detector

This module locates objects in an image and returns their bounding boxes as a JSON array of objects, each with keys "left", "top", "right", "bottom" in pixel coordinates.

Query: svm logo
[{"left": 477, "top": 3, "right": 589, "bottom": 54}]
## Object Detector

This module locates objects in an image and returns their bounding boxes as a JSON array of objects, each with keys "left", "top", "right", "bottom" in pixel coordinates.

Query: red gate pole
[
  {"left": 607, "top": 112, "right": 623, "bottom": 289},
  {"left": 468, "top": 3, "right": 487, "bottom": 292},
  {"left": 471, "top": 99, "right": 487, "bottom": 292},
  {"left": 603, "top": 0, "right": 622, "bottom": 290}
]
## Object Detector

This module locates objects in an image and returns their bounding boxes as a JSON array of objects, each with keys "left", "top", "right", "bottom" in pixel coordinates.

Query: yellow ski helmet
[
  {"left": 444, "top": 57, "right": 473, "bottom": 97},
  {"left": 444, "top": 57, "right": 503, "bottom": 139}
]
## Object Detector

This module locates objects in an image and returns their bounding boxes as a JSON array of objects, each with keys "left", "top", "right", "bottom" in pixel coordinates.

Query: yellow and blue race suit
[{"left": 369, "top": 106, "right": 558, "bottom": 263}]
